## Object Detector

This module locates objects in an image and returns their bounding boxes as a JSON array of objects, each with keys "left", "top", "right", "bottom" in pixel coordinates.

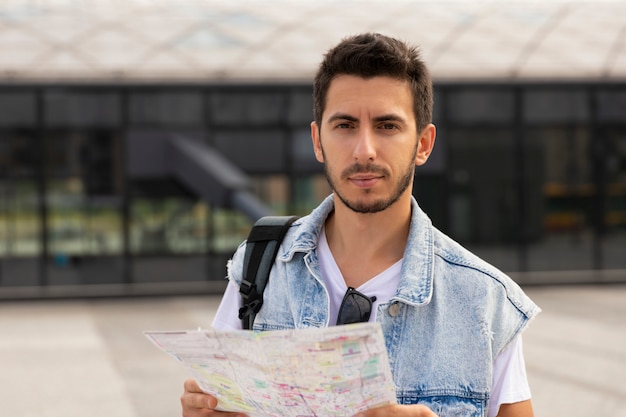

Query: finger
[
  {"left": 184, "top": 378, "right": 204, "bottom": 394},
  {"left": 357, "top": 404, "right": 438, "bottom": 417},
  {"left": 181, "top": 379, "right": 218, "bottom": 410},
  {"left": 181, "top": 392, "right": 217, "bottom": 410}
]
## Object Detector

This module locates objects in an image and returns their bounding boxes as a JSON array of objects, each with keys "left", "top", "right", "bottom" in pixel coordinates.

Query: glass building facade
[{"left": 0, "top": 82, "right": 625, "bottom": 297}]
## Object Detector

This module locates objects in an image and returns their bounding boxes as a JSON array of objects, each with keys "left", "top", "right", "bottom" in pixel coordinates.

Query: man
[{"left": 181, "top": 33, "right": 540, "bottom": 417}]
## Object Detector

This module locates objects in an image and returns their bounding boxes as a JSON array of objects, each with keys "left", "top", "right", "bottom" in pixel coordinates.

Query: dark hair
[{"left": 313, "top": 33, "right": 433, "bottom": 131}]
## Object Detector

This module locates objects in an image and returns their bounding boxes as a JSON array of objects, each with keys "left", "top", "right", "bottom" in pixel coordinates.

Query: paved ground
[{"left": 0, "top": 284, "right": 624, "bottom": 417}]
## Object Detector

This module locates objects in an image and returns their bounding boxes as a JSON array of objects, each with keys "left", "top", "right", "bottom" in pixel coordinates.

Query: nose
[{"left": 353, "top": 128, "right": 376, "bottom": 162}]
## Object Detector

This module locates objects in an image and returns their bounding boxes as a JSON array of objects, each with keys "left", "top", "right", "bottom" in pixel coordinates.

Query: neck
[{"left": 324, "top": 193, "right": 412, "bottom": 287}]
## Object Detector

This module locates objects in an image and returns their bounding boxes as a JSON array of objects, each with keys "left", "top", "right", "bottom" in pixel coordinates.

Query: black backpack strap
[{"left": 238, "top": 215, "right": 299, "bottom": 330}]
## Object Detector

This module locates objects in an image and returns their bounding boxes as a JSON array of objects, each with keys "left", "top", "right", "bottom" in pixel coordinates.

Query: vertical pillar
[
  {"left": 514, "top": 86, "right": 528, "bottom": 272},
  {"left": 121, "top": 88, "right": 132, "bottom": 285},
  {"left": 589, "top": 88, "right": 605, "bottom": 271},
  {"left": 36, "top": 88, "right": 48, "bottom": 286}
]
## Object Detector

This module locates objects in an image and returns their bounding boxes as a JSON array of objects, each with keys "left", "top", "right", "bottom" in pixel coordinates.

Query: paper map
[{"left": 145, "top": 322, "right": 396, "bottom": 417}]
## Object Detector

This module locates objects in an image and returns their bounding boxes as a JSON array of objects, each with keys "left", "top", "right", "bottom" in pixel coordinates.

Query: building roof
[{"left": 0, "top": 0, "right": 624, "bottom": 83}]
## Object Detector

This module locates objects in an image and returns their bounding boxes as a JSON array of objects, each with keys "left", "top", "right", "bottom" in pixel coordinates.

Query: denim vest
[{"left": 227, "top": 195, "right": 540, "bottom": 417}]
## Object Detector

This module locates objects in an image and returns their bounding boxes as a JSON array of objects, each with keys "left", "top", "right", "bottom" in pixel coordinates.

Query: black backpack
[{"left": 238, "top": 215, "right": 299, "bottom": 330}]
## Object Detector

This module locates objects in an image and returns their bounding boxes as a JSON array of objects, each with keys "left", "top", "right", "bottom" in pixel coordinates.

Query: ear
[
  {"left": 311, "top": 121, "right": 324, "bottom": 163},
  {"left": 415, "top": 124, "right": 436, "bottom": 166}
]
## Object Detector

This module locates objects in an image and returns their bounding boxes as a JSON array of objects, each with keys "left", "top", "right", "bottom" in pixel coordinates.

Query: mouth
[
  {"left": 349, "top": 174, "right": 383, "bottom": 188},
  {"left": 341, "top": 163, "right": 388, "bottom": 188}
]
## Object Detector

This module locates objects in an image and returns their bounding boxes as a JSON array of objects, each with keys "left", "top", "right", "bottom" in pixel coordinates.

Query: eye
[
  {"left": 335, "top": 122, "right": 353, "bottom": 129},
  {"left": 380, "top": 123, "right": 398, "bottom": 130}
]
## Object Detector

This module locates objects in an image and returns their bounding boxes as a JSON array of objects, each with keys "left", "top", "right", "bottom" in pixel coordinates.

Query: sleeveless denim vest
[{"left": 227, "top": 195, "right": 540, "bottom": 417}]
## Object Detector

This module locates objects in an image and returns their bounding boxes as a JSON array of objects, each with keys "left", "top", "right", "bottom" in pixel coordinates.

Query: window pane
[
  {"left": 46, "top": 179, "right": 122, "bottom": 257},
  {"left": 293, "top": 175, "right": 331, "bottom": 214},
  {"left": 214, "top": 130, "right": 286, "bottom": 173},
  {"left": 0, "top": 180, "right": 41, "bottom": 257},
  {"left": 45, "top": 91, "right": 121, "bottom": 127},
  {"left": 448, "top": 128, "right": 519, "bottom": 271},
  {"left": 433, "top": 89, "right": 444, "bottom": 124},
  {"left": 0, "top": 92, "right": 35, "bottom": 127},
  {"left": 524, "top": 89, "right": 589, "bottom": 124},
  {"left": 210, "top": 91, "right": 285, "bottom": 125},
  {"left": 448, "top": 89, "right": 514, "bottom": 124},
  {"left": 527, "top": 127, "right": 594, "bottom": 271},
  {"left": 130, "top": 92, "right": 203, "bottom": 126},
  {"left": 0, "top": 180, "right": 41, "bottom": 286},
  {"left": 288, "top": 90, "right": 313, "bottom": 125},
  {"left": 291, "top": 128, "right": 320, "bottom": 173},
  {"left": 596, "top": 89, "right": 626, "bottom": 122},
  {"left": 45, "top": 132, "right": 81, "bottom": 178},
  {"left": 213, "top": 207, "right": 251, "bottom": 252},
  {"left": 0, "top": 131, "right": 37, "bottom": 178},
  {"left": 45, "top": 131, "right": 122, "bottom": 196},
  {"left": 250, "top": 174, "right": 289, "bottom": 213},
  {"left": 130, "top": 198, "right": 208, "bottom": 255}
]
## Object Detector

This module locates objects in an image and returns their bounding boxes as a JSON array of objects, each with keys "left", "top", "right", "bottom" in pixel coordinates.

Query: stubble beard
[{"left": 321, "top": 146, "right": 417, "bottom": 214}]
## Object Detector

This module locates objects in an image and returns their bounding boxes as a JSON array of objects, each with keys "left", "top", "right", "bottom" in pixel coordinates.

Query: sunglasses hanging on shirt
[{"left": 336, "top": 287, "right": 377, "bottom": 325}]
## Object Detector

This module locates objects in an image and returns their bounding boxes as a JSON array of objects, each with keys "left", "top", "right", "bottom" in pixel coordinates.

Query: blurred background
[
  {"left": 0, "top": 0, "right": 625, "bottom": 296},
  {"left": 0, "top": 2, "right": 625, "bottom": 417}
]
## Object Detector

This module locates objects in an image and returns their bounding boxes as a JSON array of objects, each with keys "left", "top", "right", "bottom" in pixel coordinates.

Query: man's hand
[
  {"left": 356, "top": 404, "right": 439, "bottom": 417},
  {"left": 181, "top": 378, "right": 439, "bottom": 417},
  {"left": 180, "top": 378, "right": 246, "bottom": 417}
]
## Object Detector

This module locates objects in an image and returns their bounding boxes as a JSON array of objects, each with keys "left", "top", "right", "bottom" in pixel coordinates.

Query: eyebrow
[
  {"left": 373, "top": 114, "right": 406, "bottom": 124},
  {"left": 327, "top": 113, "right": 358, "bottom": 123}
]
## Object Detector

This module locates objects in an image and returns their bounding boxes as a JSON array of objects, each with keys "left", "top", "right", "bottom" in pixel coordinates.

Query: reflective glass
[
  {"left": 0, "top": 92, "right": 35, "bottom": 127},
  {"left": 524, "top": 89, "right": 589, "bottom": 124},
  {"left": 213, "top": 130, "right": 286, "bottom": 173},
  {"left": 0, "top": 180, "right": 40, "bottom": 286},
  {"left": 210, "top": 91, "right": 285, "bottom": 125},
  {"left": 130, "top": 198, "right": 210, "bottom": 254},
  {"left": 130, "top": 92, "right": 204, "bottom": 127},
  {"left": 45, "top": 91, "right": 121, "bottom": 128},
  {"left": 526, "top": 127, "right": 594, "bottom": 271},
  {"left": 448, "top": 89, "right": 514, "bottom": 124},
  {"left": 447, "top": 128, "right": 519, "bottom": 271}
]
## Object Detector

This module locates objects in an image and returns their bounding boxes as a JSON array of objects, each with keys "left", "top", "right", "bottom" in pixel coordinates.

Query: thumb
[{"left": 356, "top": 404, "right": 439, "bottom": 417}]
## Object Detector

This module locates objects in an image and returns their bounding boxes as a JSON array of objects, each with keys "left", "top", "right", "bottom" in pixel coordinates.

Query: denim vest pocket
[{"left": 397, "top": 390, "right": 487, "bottom": 417}]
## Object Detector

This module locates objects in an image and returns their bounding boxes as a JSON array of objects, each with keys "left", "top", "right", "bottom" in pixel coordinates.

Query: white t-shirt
[{"left": 212, "top": 229, "right": 531, "bottom": 417}]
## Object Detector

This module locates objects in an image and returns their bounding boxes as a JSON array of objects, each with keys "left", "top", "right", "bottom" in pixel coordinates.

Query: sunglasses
[{"left": 336, "top": 287, "right": 377, "bottom": 325}]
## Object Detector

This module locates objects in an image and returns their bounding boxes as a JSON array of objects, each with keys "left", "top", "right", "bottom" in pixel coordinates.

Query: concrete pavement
[
  {"left": 522, "top": 285, "right": 626, "bottom": 416},
  {"left": 0, "top": 284, "right": 624, "bottom": 417}
]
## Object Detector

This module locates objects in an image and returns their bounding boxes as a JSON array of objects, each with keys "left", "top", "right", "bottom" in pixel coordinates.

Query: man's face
[{"left": 311, "top": 75, "right": 430, "bottom": 214}]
